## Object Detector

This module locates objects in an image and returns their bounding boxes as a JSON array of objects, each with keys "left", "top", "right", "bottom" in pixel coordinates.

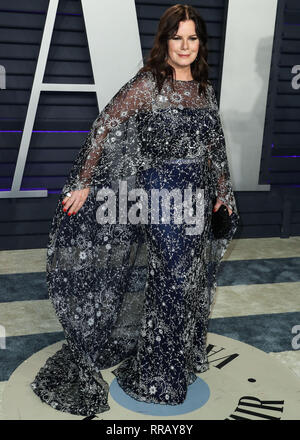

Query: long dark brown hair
[{"left": 139, "top": 4, "right": 211, "bottom": 96}]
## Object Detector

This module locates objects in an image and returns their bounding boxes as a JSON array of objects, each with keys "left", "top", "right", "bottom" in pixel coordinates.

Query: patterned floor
[{"left": 0, "top": 236, "right": 300, "bottom": 419}]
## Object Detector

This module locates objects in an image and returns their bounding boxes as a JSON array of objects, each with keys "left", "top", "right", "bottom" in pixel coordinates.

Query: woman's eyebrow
[{"left": 175, "top": 34, "right": 198, "bottom": 37}]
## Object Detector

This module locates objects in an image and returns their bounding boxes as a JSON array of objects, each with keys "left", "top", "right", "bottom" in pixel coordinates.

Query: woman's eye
[{"left": 173, "top": 37, "right": 198, "bottom": 40}]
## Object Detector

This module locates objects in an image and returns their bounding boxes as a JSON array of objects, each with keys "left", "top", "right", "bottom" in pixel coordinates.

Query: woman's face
[{"left": 167, "top": 20, "right": 200, "bottom": 71}]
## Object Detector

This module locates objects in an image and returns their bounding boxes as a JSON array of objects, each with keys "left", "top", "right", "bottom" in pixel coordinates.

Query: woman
[{"left": 30, "top": 4, "right": 239, "bottom": 416}]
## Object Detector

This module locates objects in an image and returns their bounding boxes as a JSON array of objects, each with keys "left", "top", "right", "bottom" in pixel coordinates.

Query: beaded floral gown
[{"left": 30, "top": 69, "right": 239, "bottom": 416}]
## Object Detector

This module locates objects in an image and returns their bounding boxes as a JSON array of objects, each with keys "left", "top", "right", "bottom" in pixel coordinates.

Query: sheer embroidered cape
[{"left": 30, "top": 70, "right": 239, "bottom": 416}]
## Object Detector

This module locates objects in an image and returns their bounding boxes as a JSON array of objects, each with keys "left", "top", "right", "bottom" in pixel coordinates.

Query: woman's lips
[{"left": 178, "top": 54, "right": 190, "bottom": 57}]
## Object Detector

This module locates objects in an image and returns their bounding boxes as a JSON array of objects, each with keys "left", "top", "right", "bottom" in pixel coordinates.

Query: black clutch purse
[{"left": 211, "top": 203, "right": 232, "bottom": 239}]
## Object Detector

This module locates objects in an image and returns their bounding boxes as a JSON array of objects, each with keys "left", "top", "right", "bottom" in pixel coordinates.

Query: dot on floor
[{"left": 109, "top": 377, "right": 210, "bottom": 416}]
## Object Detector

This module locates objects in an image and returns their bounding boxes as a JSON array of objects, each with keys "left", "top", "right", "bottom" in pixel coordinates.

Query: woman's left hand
[{"left": 213, "top": 198, "right": 232, "bottom": 216}]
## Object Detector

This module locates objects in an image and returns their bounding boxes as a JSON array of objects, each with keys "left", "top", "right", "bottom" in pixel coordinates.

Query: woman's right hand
[{"left": 62, "top": 188, "right": 90, "bottom": 215}]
